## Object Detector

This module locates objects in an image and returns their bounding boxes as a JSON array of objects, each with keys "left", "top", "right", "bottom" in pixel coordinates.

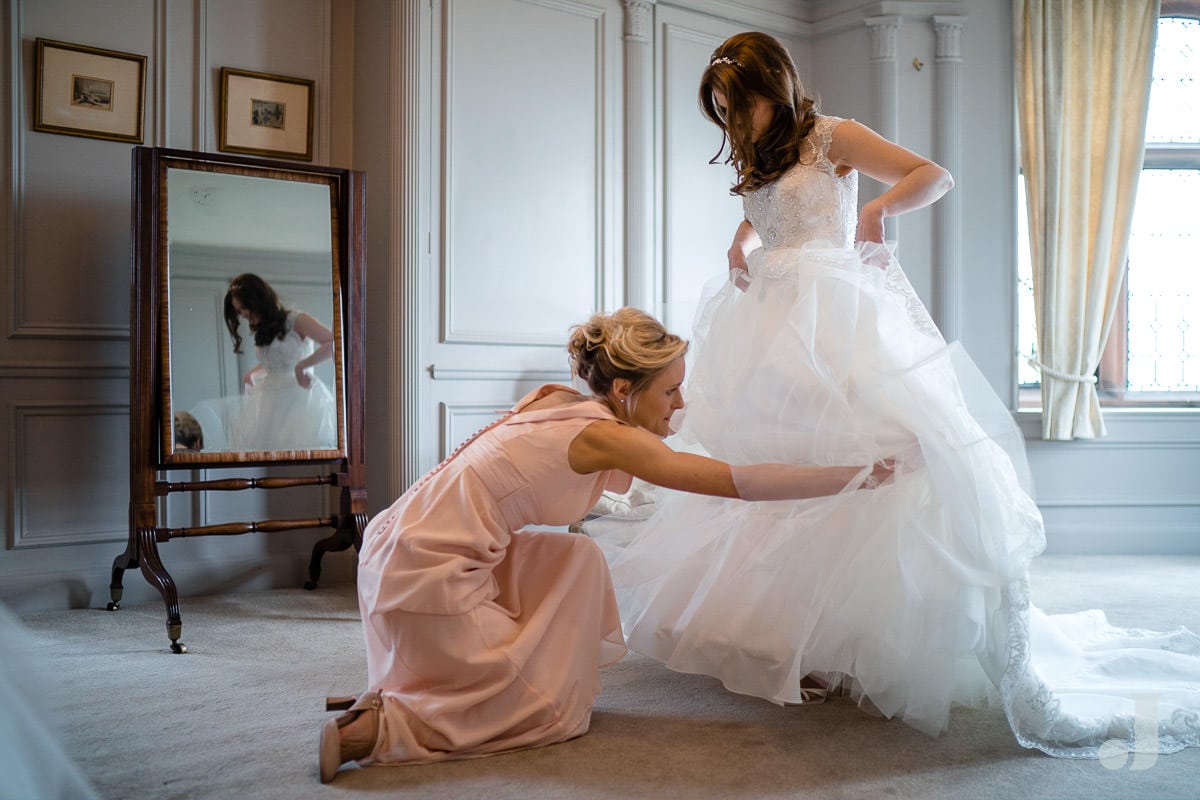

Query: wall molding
[
  {"left": 1044, "top": 524, "right": 1200, "bottom": 555},
  {"left": 318, "top": 0, "right": 332, "bottom": 164},
  {"left": 0, "top": 361, "right": 129, "bottom": 379},
  {"left": 6, "top": 0, "right": 26, "bottom": 341},
  {"left": 1037, "top": 495, "right": 1200, "bottom": 509},
  {"left": 6, "top": 0, "right": 143, "bottom": 341},
  {"left": 0, "top": 548, "right": 357, "bottom": 614},
  {"left": 441, "top": 0, "right": 608, "bottom": 346},
  {"left": 430, "top": 365, "right": 571, "bottom": 381},
  {"left": 660, "top": 0, "right": 809, "bottom": 37},
  {"left": 811, "top": 1, "right": 965, "bottom": 36},
  {"left": 153, "top": 0, "right": 168, "bottom": 145},
  {"left": 194, "top": 0, "right": 208, "bottom": 150},
  {"left": 9, "top": 401, "right": 129, "bottom": 549},
  {"left": 440, "top": 400, "right": 515, "bottom": 458}
]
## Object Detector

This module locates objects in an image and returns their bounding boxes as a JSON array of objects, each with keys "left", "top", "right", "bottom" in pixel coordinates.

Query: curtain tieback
[{"left": 1026, "top": 357, "right": 1097, "bottom": 384}]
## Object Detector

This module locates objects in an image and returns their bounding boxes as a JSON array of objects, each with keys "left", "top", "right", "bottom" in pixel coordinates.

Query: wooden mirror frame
[
  {"left": 111, "top": 146, "right": 366, "bottom": 652},
  {"left": 158, "top": 157, "right": 347, "bottom": 465}
]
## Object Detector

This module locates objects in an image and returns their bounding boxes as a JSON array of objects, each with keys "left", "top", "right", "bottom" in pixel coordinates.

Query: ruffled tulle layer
[{"left": 587, "top": 242, "right": 1200, "bottom": 756}]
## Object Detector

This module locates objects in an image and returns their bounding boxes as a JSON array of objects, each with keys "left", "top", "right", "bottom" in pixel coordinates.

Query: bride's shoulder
[
  {"left": 814, "top": 114, "right": 856, "bottom": 142},
  {"left": 799, "top": 115, "right": 854, "bottom": 166}
]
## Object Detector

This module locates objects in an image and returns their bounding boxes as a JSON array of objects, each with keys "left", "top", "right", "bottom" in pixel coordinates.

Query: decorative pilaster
[
  {"left": 392, "top": 0, "right": 424, "bottom": 491},
  {"left": 933, "top": 15, "right": 966, "bottom": 341},
  {"left": 865, "top": 16, "right": 901, "bottom": 244},
  {"left": 623, "top": 0, "right": 655, "bottom": 313}
]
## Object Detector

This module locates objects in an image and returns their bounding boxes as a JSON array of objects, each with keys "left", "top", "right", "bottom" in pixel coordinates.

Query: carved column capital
[
  {"left": 933, "top": 15, "right": 967, "bottom": 61},
  {"left": 864, "top": 15, "right": 901, "bottom": 62},
  {"left": 623, "top": 0, "right": 654, "bottom": 42}
]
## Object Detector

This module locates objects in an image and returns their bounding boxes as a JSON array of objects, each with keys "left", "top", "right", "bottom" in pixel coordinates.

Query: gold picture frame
[
  {"left": 34, "top": 38, "right": 147, "bottom": 144},
  {"left": 218, "top": 67, "right": 315, "bottom": 162}
]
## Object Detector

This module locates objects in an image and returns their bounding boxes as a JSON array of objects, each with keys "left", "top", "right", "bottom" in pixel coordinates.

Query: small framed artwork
[
  {"left": 219, "top": 67, "right": 315, "bottom": 161},
  {"left": 34, "top": 38, "right": 147, "bottom": 143}
]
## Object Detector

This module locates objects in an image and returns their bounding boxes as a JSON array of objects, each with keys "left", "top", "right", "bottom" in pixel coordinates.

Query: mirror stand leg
[
  {"left": 106, "top": 532, "right": 140, "bottom": 611},
  {"left": 134, "top": 526, "right": 187, "bottom": 654},
  {"left": 304, "top": 514, "right": 364, "bottom": 591},
  {"left": 303, "top": 533, "right": 339, "bottom": 590}
]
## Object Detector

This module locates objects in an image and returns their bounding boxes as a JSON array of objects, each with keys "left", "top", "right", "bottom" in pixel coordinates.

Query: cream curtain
[{"left": 1015, "top": 0, "right": 1159, "bottom": 440}]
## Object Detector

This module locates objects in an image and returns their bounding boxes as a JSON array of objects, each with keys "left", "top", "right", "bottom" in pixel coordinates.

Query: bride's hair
[
  {"left": 567, "top": 307, "right": 688, "bottom": 396},
  {"left": 223, "top": 273, "right": 290, "bottom": 353},
  {"left": 699, "top": 31, "right": 818, "bottom": 195}
]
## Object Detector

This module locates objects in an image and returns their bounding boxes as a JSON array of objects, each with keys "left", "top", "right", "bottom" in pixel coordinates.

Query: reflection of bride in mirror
[{"left": 222, "top": 272, "right": 337, "bottom": 451}]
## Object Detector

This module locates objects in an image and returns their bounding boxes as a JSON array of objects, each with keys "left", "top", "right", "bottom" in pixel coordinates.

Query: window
[{"left": 1018, "top": 13, "right": 1200, "bottom": 406}]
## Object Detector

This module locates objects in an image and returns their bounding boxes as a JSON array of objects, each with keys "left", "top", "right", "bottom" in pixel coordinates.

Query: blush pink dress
[{"left": 355, "top": 385, "right": 630, "bottom": 765}]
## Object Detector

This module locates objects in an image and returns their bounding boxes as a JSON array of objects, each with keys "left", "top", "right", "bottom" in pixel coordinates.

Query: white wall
[
  {"left": 0, "top": 0, "right": 358, "bottom": 615},
  {"left": 4, "top": 0, "right": 1197, "bottom": 615}
]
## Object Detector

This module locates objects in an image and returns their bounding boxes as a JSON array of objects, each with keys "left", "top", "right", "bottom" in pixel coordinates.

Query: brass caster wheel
[
  {"left": 106, "top": 601, "right": 120, "bottom": 611},
  {"left": 170, "top": 641, "right": 187, "bottom": 654}
]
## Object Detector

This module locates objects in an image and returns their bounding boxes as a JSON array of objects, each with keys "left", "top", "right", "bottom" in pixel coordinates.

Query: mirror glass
[{"left": 162, "top": 162, "right": 344, "bottom": 461}]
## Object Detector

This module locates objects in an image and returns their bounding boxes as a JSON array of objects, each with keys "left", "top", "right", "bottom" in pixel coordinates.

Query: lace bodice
[
  {"left": 743, "top": 115, "right": 857, "bottom": 249},
  {"left": 256, "top": 312, "right": 313, "bottom": 373}
]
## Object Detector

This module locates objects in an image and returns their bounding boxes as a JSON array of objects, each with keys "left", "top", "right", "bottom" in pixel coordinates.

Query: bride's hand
[
  {"left": 728, "top": 248, "right": 751, "bottom": 291},
  {"left": 862, "top": 458, "right": 896, "bottom": 489},
  {"left": 294, "top": 364, "right": 312, "bottom": 389},
  {"left": 855, "top": 200, "right": 886, "bottom": 249}
]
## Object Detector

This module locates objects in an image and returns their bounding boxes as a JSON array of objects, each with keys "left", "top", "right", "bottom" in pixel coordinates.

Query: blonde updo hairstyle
[{"left": 567, "top": 307, "right": 688, "bottom": 400}]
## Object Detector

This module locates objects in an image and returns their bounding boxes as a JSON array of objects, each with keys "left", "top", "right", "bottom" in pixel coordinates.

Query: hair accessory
[{"left": 710, "top": 56, "right": 741, "bottom": 67}]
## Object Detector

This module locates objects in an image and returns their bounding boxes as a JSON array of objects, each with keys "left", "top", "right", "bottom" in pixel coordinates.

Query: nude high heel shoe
[{"left": 319, "top": 691, "right": 382, "bottom": 783}]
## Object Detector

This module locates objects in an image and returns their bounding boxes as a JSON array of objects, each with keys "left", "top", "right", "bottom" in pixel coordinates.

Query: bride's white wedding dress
[{"left": 586, "top": 115, "right": 1200, "bottom": 757}]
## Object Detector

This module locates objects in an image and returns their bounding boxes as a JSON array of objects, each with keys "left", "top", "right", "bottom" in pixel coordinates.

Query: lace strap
[{"left": 811, "top": 115, "right": 846, "bottom": 163}]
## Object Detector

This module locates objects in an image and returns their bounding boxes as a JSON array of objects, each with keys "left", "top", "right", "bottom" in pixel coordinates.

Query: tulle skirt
[
  {"left": 232, "top": 372, "right": 337, "bottom": 451},
  {"left": 189, "top": 372, "right": 337, "bottom": 453},
  {"left": 587, "top": 241, "right": 1200, "bottom": 756}
]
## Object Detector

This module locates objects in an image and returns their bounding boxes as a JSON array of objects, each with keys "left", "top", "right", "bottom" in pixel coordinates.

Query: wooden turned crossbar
[
  {"left": 157, "top": 516, "right": 338, "bottom": 540},
  {"left": 155, "top": 474, "right": 337, "bottom": 495}
]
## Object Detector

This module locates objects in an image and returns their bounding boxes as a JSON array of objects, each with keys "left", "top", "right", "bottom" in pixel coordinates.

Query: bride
[{"left": 586, "top": 31, "right": 1200, "bottom": 758}]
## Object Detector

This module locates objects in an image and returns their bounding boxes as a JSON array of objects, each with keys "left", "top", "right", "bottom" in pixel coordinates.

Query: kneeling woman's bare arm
[{"left": 568, "top": 420, "right": 893, "bottom": 500}]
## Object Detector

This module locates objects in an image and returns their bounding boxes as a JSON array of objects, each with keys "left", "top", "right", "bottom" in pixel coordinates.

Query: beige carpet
[{"left": 12, "top": 555, "right": 1200, "bottom": 800}]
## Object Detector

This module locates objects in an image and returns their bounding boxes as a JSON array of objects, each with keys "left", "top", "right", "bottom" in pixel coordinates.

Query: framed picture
[
  {"left": 34, "top": 38, "right": 147, "bottom": 144},
  {"left": 219, "top": 67, "right": 315, "bottom": 161}
]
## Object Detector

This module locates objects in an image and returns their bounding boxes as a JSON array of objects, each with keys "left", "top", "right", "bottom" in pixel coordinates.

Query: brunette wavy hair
[
  {"left": 699, "top": 31, "right": 818, "bottom": 195},
  {"left": 567, "top": 307, "right": 688, "bottom": 398},
  {"left": 223, "top": 273, "right": 290, "bottom": 354}
]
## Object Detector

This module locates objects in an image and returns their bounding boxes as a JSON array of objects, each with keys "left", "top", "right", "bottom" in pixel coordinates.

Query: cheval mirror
[{"left": 109, "top": 146, "right": 366, "bottom": 653}]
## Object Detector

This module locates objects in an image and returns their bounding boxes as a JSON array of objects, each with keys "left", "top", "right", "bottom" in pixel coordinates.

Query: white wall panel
[
  {"left": 440, "top": 401, "right": 514, "bottom": 460},
  {"left": 658, "top": 17, "right": 744, "bottom": 335},
  {"left": 12, "top": 0, "right": 158, "bottom": 341},
  {"left": 1, "top": 0, "right": 356, "bottom": 610},
  {"left": 9, "top": 403, "right": 128, "bottom": 547},
  {"left": 443, "top": 0, "right": 607, "bottom": 345},
  {"left": 203, "top": 0, "right": 332, "bottom": 162}
]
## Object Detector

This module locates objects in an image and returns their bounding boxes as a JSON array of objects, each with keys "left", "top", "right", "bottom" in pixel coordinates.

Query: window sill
[
  {"left": 1017, "top": 386, "right": 1200, "bottom": 413},
  {"left": 1014, "top": 405, "right": 1200, "bottom": 445}
]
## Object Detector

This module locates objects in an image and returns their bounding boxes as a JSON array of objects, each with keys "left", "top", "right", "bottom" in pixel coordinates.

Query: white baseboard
[{"left": 1, "top": 549, "right": 358, "bottom": 615}]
